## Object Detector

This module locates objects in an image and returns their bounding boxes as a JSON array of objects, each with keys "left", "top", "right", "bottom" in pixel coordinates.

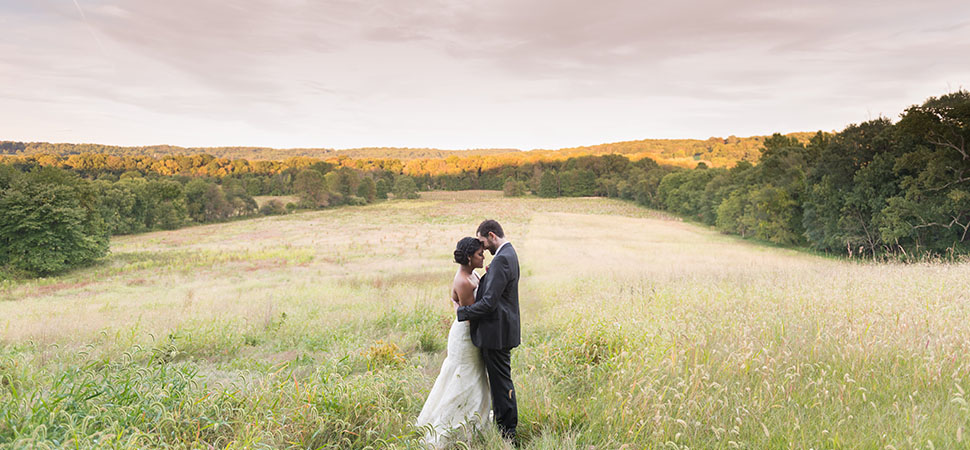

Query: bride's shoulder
[{"left": 453, "top": 272, "right": 475, "bottom": 291}]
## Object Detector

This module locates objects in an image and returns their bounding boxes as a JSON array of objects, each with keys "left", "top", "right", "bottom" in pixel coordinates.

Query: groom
[{"left": 457, "top": 219, "right": 520, "bottom": 442}]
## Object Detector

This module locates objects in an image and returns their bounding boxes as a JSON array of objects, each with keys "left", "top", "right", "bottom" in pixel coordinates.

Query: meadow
[{"left": 2, "top": 191, "right": 970, "bottom": 449}]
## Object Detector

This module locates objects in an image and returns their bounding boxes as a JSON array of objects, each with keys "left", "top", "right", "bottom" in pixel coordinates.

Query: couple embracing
[{"left": 416, "top": 219, "right": 521, "bottom": 447}]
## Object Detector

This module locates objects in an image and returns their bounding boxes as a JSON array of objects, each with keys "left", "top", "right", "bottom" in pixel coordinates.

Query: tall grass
[{"left": 2, "top": 191, "right": 969, "bottom": 448}]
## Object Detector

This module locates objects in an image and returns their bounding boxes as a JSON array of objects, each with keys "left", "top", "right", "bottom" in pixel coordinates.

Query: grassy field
[{"left": 2, "top": 191, "right": 970, "bottom": 449}]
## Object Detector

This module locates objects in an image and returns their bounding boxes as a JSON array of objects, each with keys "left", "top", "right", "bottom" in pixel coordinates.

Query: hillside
[
  {"left": 0, "top": 141, "right": 519, "bottom": 161},
  {"left": 0, "top": 132, "right": 817, "bottom": 167}
]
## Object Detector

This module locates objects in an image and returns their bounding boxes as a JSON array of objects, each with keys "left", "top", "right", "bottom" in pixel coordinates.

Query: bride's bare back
[
  {"left": 452, "top": 270, "right": 478, "bottom": 309},
  {"left": 451, "top": 240, "right": 484, "bottom": 309}
]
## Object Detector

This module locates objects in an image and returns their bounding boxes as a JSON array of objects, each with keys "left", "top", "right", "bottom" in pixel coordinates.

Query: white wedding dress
[{"left": 416, "top": 288, "right": 491, "bottom": 448}]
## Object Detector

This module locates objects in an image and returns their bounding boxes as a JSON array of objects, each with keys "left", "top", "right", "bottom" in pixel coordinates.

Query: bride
[{"left": 416, "top": 237, "right": 491, "bottom": 447}]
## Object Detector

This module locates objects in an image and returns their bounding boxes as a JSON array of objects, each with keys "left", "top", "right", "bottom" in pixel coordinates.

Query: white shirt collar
[{"left": 495, "top": 241, "right": 510, "bottom": 256}]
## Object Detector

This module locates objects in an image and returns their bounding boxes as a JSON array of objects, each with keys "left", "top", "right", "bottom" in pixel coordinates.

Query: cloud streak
[{"left": 1, "top": 0, "right": 968, "bottom": 149}]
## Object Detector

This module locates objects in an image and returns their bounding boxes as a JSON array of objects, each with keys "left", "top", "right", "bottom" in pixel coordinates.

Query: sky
[{"left": 1, "top": 0, "right": 969, "bottom": 150}]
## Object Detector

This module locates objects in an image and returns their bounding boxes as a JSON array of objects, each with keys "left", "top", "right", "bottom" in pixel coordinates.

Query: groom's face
[{"left": 477, "top": 233, "right": 497, "bottom": 254}]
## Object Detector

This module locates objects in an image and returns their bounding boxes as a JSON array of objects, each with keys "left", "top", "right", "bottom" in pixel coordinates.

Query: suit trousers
[{"left": 480, "top": 347, "right": 517, "bottom": 439}]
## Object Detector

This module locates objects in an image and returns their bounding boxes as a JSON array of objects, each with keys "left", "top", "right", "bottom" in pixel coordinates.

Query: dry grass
[{"left": 2, "top": 191, "right": 970, "bottom": 449}]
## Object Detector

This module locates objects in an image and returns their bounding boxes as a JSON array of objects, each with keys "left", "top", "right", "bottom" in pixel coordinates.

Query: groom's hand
[{"left": 458, "top": 254, "right": 507, "bottom": 321}]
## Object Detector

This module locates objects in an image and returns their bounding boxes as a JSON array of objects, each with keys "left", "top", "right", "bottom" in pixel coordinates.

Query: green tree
[
  {"left": 716, "top": 190, "right": 750, "bottom": 237},
  {"left": 745, "top": 185, "right": 802, "bottom": 244},
  {"left": 324, "top": 172, "right": 342, "bottom": 205},
  {"left": 222, "top": 178, "right": 258, "bottom": 217},
  {"left": 803, "top": 119, "right": 897, "bottom": 254},
  {"left": 560, "top": 169, "right": 596, "bottom": 196},
  {"left": 503, "top": 176, "right": 527, "bottom": 197},
  {"left": 375, "top": 179, "right": 390, "bottom": 200},
  {"left": 144, "top": 180, "right": 187, "bottom": 230},
  {"left": 0, "top": 164, "right": 18, "bottom": 190},
  {"left": 184, "top": 179, "right": 212, "bottom": 223},
  {"left": 538, "top": 171, "right": 559, "bottom": 198},
  {"left": 308, "top": 161, "right": 334, "bottom": 175},
  {"left": 94, "top": 180, "right": 141, "bottom": 234},
  {"left": 337, "top": 167, "right": 361, "bottom": 197},
  {"left": 268, "top": 172, "right": 292, "bottom": 196},
  {"left": 358, "top": 177, "right": 377, "bottom": 202},
  {"left": 201, "top": 183, "right": 232, "bottom": 221},
  {"left": 393, "top": 175, "right": 420, "bottom": 199},
  {"left": 657, "top": 169, "right": 719, "bottom": 221},
  {"left": 882, "top": 90, "right": 970, "bottom": 255},
  {"left": 0, "top": 167, "right": 109, "bottom": 275},
  {"left": 294, "top": 169, "right": 330, "bottom": 208}
]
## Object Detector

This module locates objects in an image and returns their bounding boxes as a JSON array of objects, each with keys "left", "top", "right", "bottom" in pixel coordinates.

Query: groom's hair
[{"left": 476, "top": 219, "right": 504, "bottom": 238}]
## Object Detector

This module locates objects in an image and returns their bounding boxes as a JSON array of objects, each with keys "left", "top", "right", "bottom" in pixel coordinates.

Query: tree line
[
  {"left": 0, "top": 160, "right": 422, "bottom": 277},
  {"left": 656, "top": 91, "right": 969, "bottom": 258},
  {"left": 2, "top": 90, "right": 966, "bottom": 276},
  {"left": 512, "top": 91, "right": 969, "bottom": 259}
]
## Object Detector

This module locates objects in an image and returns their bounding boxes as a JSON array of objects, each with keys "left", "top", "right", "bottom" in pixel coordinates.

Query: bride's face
[{"left": 470, "top": 247, "right": 485, "bottom": 269}]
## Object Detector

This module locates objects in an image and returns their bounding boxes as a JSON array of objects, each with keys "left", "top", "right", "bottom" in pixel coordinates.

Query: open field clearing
[
  {"left": 253, "top": 195, "right": 299, "bottom": 208},
  {"left": 2, "top": 191, "right": 970, "bottom": 449}
]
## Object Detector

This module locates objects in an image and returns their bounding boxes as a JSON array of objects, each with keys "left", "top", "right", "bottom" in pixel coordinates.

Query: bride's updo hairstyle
[{"left": 453, "top": 237, "right": 483, "bottom": 266}]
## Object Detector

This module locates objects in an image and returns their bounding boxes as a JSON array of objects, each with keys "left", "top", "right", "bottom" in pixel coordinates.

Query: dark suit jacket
[{"left": 457, "top": 243, "right": 520, "bottom": 349}]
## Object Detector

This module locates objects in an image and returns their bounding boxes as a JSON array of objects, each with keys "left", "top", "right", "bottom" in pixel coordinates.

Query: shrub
[
  {"left": 362, "top": 340, "right": 406, "bottom": 369},
  {"left": 259, "top": 199, "right": 287, "bottom": 215},
  {"left": 345, "top": 195, "right": 368, "bottom": 206}
]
